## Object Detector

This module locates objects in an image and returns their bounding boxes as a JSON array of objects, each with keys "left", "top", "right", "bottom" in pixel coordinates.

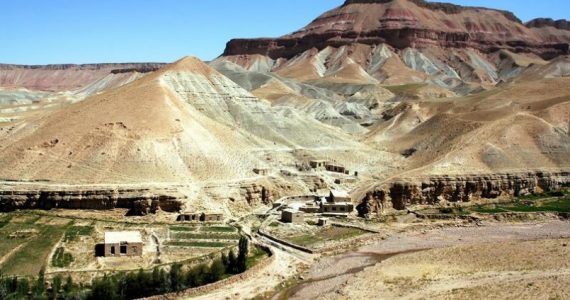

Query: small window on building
[{"left": 120, "top": 245, "right": 127, "bottom": 254}]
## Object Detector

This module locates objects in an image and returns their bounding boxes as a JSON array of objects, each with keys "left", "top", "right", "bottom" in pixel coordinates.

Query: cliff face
[
  {"left": 357, "top": 171, "right": 570, "bottom": 216},
  {"left": 0, "top": 187, "right": 185, "bottom": 215},
  {"left": 223, "top": 0, "right": 570, "bottom": 60}
]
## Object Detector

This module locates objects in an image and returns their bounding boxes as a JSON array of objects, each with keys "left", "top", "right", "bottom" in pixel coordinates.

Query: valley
[{"left": 0, "top": 0, "right": 569, "bottom": 299}]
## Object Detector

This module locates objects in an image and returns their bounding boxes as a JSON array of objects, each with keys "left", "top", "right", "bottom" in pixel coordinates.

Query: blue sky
[{"left": 0, "top": 0, "right": 568, "bottom": 64}]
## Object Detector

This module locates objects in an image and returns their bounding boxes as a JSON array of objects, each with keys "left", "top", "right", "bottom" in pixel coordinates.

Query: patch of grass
[
  {"left": 472, "top": 197, "right": 570, "bottom": 214},
  {"left": 246, "top": 246, "right": 268, "bottom": 269},
  {"left": 285, "top": 226, "right": 366, "bottom": 247},
  {"left": 51, "top": 246, "right": 74, "bottom": 268},
  {"left": 472, "top": 206, "right": 509, "bottom": 214},
  {"left": 2, "top": 224, "right": 67, "bottom": 275},
  {"left": 172, "top": 232, "right": 240, "bottom": 240},
  {"left": 202, "top": 226, "right": 236, "bottom": 233},
  {"left": 169, "top": 225, "right": 197, "bottom": 232},
  {"left": 0, "top": 222, "right": 37, "bottom": 257},
  {"left": 518, "top": 191, "right": 566, "bottom": 200},
  {"left": 64, "top": 225, "right": 93, "bottom": 242},
  {"left": 268, "top": 222, "right": 280, "bottom": 227},
  {"left": 166, "top": 241, "right": 232, "bottom": 248}
]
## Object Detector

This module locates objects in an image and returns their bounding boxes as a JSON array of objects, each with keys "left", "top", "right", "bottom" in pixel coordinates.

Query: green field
[
  {"left": 0, "top": 222, "right": 67, "bottom": 275},
  {"left": 51, "top": 246, "right": 74, "bottom": 268},
  {"left": 172, "top": 232, "right": 240, "bottom": 240},
  {"left": 285, "top": 226, "right": 366, "bottom": 247},
  {"left": 168, "top": 225, "right": 239, "bottom": 249},
  {"left": 472, "top": 198, "right": 570, "bottom": 214},
  {"left": 64, "top": 225, "right": 94, "bottom": 242},
  {"left": 166, "top": 241, "right": 232, "bottom": 248}
]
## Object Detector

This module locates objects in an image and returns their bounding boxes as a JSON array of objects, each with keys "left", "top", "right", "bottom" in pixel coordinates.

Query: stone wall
[
  {"left": 0, "top": 187, "right": 185, "bottom": 215},
  {"left": 357, "top": 171, "right": 570, "bottom": 217}
]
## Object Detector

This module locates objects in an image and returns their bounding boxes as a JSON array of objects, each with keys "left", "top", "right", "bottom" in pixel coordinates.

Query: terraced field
[
  {"left": 0, "top": 214, "right": 70, "bottom": 276},
  {"left": 167, "top": 224, "right": 240, "bottom": 249}
]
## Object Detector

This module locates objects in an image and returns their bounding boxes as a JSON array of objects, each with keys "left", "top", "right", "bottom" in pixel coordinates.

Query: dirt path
[{"left": 0, "top": 242, "right": 27, "bottom": 267}]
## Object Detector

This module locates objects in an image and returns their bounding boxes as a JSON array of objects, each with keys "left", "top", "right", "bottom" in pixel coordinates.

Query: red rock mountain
[{"left": 223, "top": 0, "right": 570, "bottom": 60}]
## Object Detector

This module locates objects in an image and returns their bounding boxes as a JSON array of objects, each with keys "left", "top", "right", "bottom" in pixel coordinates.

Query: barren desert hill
[
  {"left": 0, "top": 56, "right": 373, "bottom": 184},
  {"left": 224, "top": 0, "right": 569, "bottom": 59},
  {"left": 0, "top": 63, "right": 165, "bottom": 92},
  {"left": 218, "top": 0, "right": 570, "bottom": 92}
]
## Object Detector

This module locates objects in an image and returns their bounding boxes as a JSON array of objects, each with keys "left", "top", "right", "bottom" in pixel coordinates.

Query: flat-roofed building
[
  {"left": 177, "top": 213, "right": 201, "bottom": 222},
  {"left": 318, "top": 218, "right": 329, "bottom": 226},
  {"left": 299, "top": 201, "right": 320, "bottom": 213},
  {"left": 321, "top": 202, "right": 354, "bottom": 214},
  {"left": 282, "top": 209, "right": 304, "bottom": 223},
  {"left": 329, "top": 190, "right": 351, "bottom": 203},
  {"left": 104, "top": 231, "right": 143, "bottom": 257},
  {"left": 325, "top": 163, "right": 347, "bottom": 174},
  {"left": 253, "top": 168, "right": 270, "bottom": 175},
  {"left": 202, "top": 213, "right": 224, "bottom": 222},
  {"left": 309, "top": 160, "right": 329, "bottom": 169}
]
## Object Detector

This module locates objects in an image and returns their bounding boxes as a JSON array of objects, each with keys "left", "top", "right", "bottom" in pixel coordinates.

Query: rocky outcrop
[
  {"left": 344, "top": 0, "right": 521, "bottom": 22},
  {"left": 527, "top": 18, "right": 570, "bottom": 31},
  {"left": 223, "top": 0, "right": 570, "bottom": 60},
  {"left": 0, "top": 187, "right": 185, "bottom": 215},
  {"left": 357, "top": 171, "right": 570, "bottom": 217},
  {"left": 240, "top": 183, "right": 275, "bottom": 205}
]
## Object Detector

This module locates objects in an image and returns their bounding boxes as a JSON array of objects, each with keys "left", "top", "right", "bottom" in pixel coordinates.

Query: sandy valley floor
[{"left": 281, "top": 221, "right": 570, "bottom": 300}]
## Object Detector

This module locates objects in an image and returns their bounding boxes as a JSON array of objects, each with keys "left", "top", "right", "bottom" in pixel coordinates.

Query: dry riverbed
[{"left": 278, "top": 220, "right": 570, "bottom": 300}]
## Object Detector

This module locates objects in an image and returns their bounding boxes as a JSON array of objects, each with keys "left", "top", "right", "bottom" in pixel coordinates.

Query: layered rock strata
[
  {"left": 223, "top": 0, "right": 570, "bottom": 60},
  {"left": 357, "top": 171, "right": 570, "bottom": 216},
  {"left": 0, "top": 187, "right": 185, "bottom": 215}
]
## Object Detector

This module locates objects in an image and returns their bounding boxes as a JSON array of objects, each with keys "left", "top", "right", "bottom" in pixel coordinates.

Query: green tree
[
  {"left": 63, "top": 275, "right": 74, "bottom": 295},
  {"left": 209, "top": 258, "right": 226, "bottom": 282},
  {"left": 221, "top": 252, "right": 229, "bottom": 269},
  {"left": 237, "top": 237, "right": 249, "bottom": 273},
  {"left": 88, "top": 275, "right": 120, "bottom": 300},
  {"left": 169, "top": 263, "right": 184, "bottom": 292},
  {"left": 228, "top": 249, "right": 238, "bottom": 274},
  {"left": 33, "top": 267, "right": 47, "bottom": 299},
  {"left": 52, "top": 275, "right": 63, "bottom": 300},
  {"left": 16, "top": 278, "right": 30, "bottom": 298}
]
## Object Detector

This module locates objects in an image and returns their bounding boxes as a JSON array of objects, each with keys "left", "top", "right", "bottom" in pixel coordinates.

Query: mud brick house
[
  {"left": 321, "top": 190, "right": 354, "bottom": 215},
  {"left": 282, "top": 209, "right": 304, "bottom": 223},
  {"left": 177, "top": 212, "right": 224, "bottom": 222},
  {"left": 309, "top": 160, "right": 329, "bottom": 169},
  {"left": 104, "top": 231, "right": 143, "bottom": 257}
]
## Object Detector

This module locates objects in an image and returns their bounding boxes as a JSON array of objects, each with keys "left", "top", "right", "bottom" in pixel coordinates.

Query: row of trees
[
  {"left": 1, "top": 237, "right": 250, "bottom": 300},
  {"left": 0, "top": 269, "right": 85, "bottom": 300},
  {"left": 89, "top": 236, "right": 249, "bottom": 299}
]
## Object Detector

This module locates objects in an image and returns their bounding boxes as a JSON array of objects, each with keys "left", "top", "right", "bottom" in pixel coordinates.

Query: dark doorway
[
  {"left": 94, "top": 244, "right": 105, "bottom": 257},
  {"left": 111, "top": 246, "right": 116, "bottom": 255},
  {"left": 120, "top": 245, "right": 127, "bottom": 254}
]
